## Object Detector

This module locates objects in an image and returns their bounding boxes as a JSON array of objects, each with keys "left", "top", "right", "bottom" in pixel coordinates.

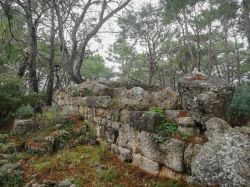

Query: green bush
[
  {"left": 15, "top": 105, "right": 34, "bottom": 119},
  {"left": 0, "top": 75, "right": 24, "bottom": 122},
  {"left": 230, "top": 83, "right": 250, "bottom": 125}
]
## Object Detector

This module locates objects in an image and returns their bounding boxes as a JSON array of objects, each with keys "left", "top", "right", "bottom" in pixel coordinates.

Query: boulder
[
  {"left": 133, "top": 154, "right": 160, "bottom": 175},
  {"left": 205, "top": 117, "right": 232, "bottom": 140},
  {"left": 131, "top": 111, "right": 162, "bottom": 132},
  {"left": 152, "top": 88, "right": 180, "bottom": 110},
  {"left": 111, "top": 144, "right": 132, "bottom": 162},
  {"left": 11, "top": 119, "right": 38, "bottom": 135},
  {"left": 128, "top": 87, "right": 150, "bottom": 100},
  {"left": 178, "top": 73, "right": 235, "bottom": 126},
  {"left": 158, "top": 138, "right": 185, "bottom": 172},
  {"left": 79, "top": 82, "right": 112, "bottom": 96},
  {"left": 191, "top": 119, "right": 250, "bottom": 187}
]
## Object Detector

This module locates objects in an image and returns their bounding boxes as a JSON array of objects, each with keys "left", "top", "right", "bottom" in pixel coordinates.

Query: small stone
[{"left": 58, "top": 179, "right": 72, "bottom": 187}]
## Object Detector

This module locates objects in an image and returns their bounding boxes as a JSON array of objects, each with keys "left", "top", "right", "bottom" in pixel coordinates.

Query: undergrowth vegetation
[{"left": 149, "top": 107, "right": 191, "bottom": 141}]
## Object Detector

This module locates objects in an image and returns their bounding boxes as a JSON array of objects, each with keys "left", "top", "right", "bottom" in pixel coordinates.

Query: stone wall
[{"left": 53, "top": 81, "right": 203, "bottom": 179}]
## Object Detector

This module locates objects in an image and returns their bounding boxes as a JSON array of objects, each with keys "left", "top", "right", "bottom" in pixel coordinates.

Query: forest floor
[{"left": 0, "top": 114, "right": 190, "bottom": 187}]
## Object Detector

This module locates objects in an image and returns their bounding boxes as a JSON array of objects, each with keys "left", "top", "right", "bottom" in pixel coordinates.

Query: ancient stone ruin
[{"left": 52, "top": 73, "right": 250, "bottom": 187}]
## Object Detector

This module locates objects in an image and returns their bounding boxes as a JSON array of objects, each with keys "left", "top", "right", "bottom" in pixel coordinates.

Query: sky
[{"left": 89, "top": 0, "right": 158, "bottom": 67}]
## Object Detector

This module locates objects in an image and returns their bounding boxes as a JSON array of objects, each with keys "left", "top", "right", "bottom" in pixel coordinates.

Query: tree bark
[
  {"left": 46, "top": 4, "right": 56, "bottom": 106},
  {"left": 243, "top": 0, "right": 250, "bottom": 48},
  {"left": 26, "top": 0, "right": 38, "bottom": 92}
]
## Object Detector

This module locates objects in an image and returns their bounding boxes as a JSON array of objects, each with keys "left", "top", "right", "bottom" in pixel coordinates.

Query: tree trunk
[
  {"left": 26, "top": 10, "right": 38, "bottom": 92},
  {"left": 46, "top": 5, "right": 56, "bottom": 106},
  {"left": 223, "top": 23, "right": 230, "bottom": 83},
  {"left": 243, "top": 0, "right": 250, "bottom": 48},
  {"left": 183, "top": 9, "right": 196, "bottom": 71}
]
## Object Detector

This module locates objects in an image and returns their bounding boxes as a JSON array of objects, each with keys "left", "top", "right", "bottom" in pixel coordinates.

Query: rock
[
  {"left": 80, "top": 96, "right": 112, "bottom": 108},
  {"left": 55, "top": 124, "right": 66, "bottom": 129},
  {"left": 176, "top": 117, "right": 196, "bottom": 127},
  {"left": 118, "top": 98, "right": 149, "bottom": 110},
  {"left": 116, "top": 124, "right": 137, "bottom": 151},
  {"left": 104, "top": 127, "right": 119, "bottom": 144},
  {"left": 11, "top": 119, "right": 38, "bottom": 135},
  {"left": 158, "top": 138, "right": 185, "bottom": 172},
  {"left": 58, "top": 179, "right": 73, "bottom": 187},
  {"left": 131, "top": 111, "right": 162, "bottom": 132},
  {"left": 120, "top": 109, "right": 131, "bottom": 123},
  {"left": 152, "top": 88, "right": 180, "bottom": 110},
  {"left": 128, "top": 87, "right": 150, "bottom": 100},
  {"left": 112, "top": 87, "right": 128, "bottom": 98},
  {"left": 111, "top": 144, "right": 132, "bottom": 162},
  {"left": 184, "top": 143, "right": 201, "bottom": 171},
  {"left": 191, "top": 127, "right": 250, "bottom": 187},
  {"left": 133, "top": 154, "right": 160, "bottom": 174},
  {"left": 178, "top": 73, "right": 235, "bottom": 126},
  {"left": 165, "top": 110, "right": 188, "bottom": 121},
  {"left": 205, "top": 117, "right": 232, "bottom": 140},
  {"left": 1, "top": 162, "right": 21, "bottom": 176},
  {"left": 79, "top": 82, "right": 112, "bottom": 96}
]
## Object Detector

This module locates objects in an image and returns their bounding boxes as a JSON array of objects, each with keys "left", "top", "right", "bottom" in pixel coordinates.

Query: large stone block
[
  {"left": 133, "top": 154, "right": 160, "bottom": 175},
  {"left": 111, "top": 144, "right": 132, "bottom": 163},
  {"left": 178, "top": 73, "right": 235, "bottom": 126},
  {"left": 151, "top": 88, "right": 180, "bottom": 110},
  {"left": 191, "top": 124, "right": 250, "bottom": 187},
  {"left": 116, "top": 123, "right": 137, "bottom": 151},
  {"left": 80, "top": 96, "right": 112, "bottom": 108},
  {"left": 158, "top": 138, "right": 185, "bottom": 172},
  {"left": 11, "top": 119, "right": 38, "bottom": 135},
  {"left": 131, "top": 111, "right": 162, "bottom": 132}
]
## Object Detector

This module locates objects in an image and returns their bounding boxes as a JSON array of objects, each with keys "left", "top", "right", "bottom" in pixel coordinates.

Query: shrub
[
  {"left": 15, "top": 105, "right": 34, "bottom": 119},
  {"left": 0, "top": 75, "right": 24, "bottom": 121},
  {"left": 230, "top": 83, "right": 250, "bottom": 126}
]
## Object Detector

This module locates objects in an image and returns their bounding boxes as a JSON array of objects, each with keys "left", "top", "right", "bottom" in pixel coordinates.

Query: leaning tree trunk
[{"left": 46, "top": 6, "right": 56, "bottom": 106}]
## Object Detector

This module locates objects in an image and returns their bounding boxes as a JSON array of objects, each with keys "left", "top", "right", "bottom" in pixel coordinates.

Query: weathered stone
[
  {"left": 152, "top": 88, "right": 180, "bottom": 110},
  {"left": 128, "top": 87, "right": 150, "bottom": 100},
  {"left": 178, "top": 73, "right": 235, "bottom": 126},
  {"left": 104, "top": 127, "right": 119, "bottom": 144},
  {"left": 80, "top": 96, "right": 112, "bottom": 108},
  {"left": 120, "top": 109, "right": 131, "bottom": 123},
  {"left": 118, "top": 98, "right": 149, "bottom": 110},
  {"left": 116, "top": 123, "right": 137, "bottom": 151},
  {"left": 136, "top": 131, "right": 160, "bottom": 162},
  {"left": 158, "top": 138, "right": 185, "bottom": 172},
  {"left": 131, "top": 111, "right": 161, "bottom": 132},
  {"left": 165, "top": 110, "right": 188, "bottom": 121},
  {"left": 176, "top": 117, "right": 196, "bottom": 127},
  {"left": 58, "top": 179, "right": 73, "bottom": 187},
  {"left": 205, "top": 117, "right": 231, "bottom": 140},
  {"left": 191, "top": 126, "right": 250, "bottom": 187},
  {"left": 79, "top": 82, "right": 112, "bottom": 96},
  {"left": 184, "top": 143, "right": 201, "bottom": 171},
  {"left": 133, "top": 154, "right": 160, "bottom": 174},
  {"left": 112, "top": 87, "right": 128, "bottom": 98},
  {"left": 11, "top": 119, "right": 38, "bottom": 135},
  {"left": 111, "top": 144, "right": 132, "bottom": 162}
]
